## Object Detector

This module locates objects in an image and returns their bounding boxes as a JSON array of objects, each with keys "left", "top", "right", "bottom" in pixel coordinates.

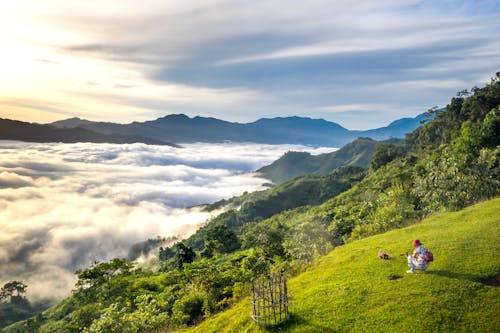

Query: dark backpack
[{"left": 424, "top": 249, "right": 434, "bottom": 262}]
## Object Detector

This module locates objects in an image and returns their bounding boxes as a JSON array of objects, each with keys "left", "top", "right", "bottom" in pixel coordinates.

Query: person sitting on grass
[{"left": 406, "top": 239, "right": 430, "bottom": 274}]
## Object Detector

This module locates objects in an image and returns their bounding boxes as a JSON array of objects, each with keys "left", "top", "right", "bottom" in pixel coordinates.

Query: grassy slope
[{"left": 180, "top": 198, "right": 500, "bottom": 333}]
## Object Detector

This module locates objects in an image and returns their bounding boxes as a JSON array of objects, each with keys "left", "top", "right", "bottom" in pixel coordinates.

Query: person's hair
[{"left": 412, "top": 239, "right": 422, "bottom": 247}]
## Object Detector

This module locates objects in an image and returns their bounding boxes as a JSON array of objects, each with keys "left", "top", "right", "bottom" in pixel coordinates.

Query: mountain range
[
  {"left": 48, "top": 113, "right": 428, "bottom": 146},
  {"left": 0, "top": 118, "right": 176, "bottom": 146}
]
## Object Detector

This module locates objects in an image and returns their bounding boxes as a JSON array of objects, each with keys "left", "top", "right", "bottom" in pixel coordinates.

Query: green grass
[{"left": 178, "top": 198, "right": 500, "bottom": 333}]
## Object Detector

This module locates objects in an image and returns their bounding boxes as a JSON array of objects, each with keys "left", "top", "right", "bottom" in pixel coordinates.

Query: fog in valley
[{"left": 0, "top": 141, "right": 335, "bottom": 301}]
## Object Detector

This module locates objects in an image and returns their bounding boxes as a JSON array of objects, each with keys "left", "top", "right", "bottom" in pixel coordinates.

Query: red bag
[{"left": 378, "top": 252, "right": 389, "bottom": 260}]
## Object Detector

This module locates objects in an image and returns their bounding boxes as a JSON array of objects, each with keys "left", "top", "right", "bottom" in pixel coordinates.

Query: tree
[
  {"left": 202, "top": 225, "right": 240, "bottom": 257},
  {"left": 412, "top": 144, "right": 496, "bottom": 212},
  {"left": 0, "top": 281, "right": 31, "bottom": 329},
  {"left": 159, "top": 246, "right": 175, "bottom": 261},
  {"left": 371, "top": 143, "right": 405, "bottom": 170},
  {"left": 286, "top": 220, "right": 333, "bottom": 262},
  {"left": 242, "top": 222, "right": 285, "bottom": 260},
  {"left": 175, "top": 243, "right": 196, "bottom": 269},
  {"left": 481, "top": 107, "right": 500, "bottom": 148},
  {"left": 0, "top": 281, "right": 27, "bottom": 302},
  {"left": 75, "top": 258, "right": 133, "bottom": 298}
]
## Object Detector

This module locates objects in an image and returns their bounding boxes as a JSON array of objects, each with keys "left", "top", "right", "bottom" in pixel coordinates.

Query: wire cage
[{"left": 251, "top": 272, "right": 289, "bottom": 326}]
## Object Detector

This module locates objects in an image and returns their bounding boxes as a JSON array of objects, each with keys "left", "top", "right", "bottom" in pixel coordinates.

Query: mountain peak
[
  {"left": 156, "top": 114, "right": 191, "bottom": 121},
  {"left": 49, "top": 117, "right": 94, "bottom": 128}
]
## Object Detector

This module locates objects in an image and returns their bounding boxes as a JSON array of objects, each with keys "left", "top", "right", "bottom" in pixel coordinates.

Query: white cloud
[
  {"left": 319, "top": 103, "right": 396, "bottom": 113},
  {"left": 0, "top": 172, "right": 35, "bottom": 188},
  {"left": 0, "top": 141, "right": 335, "bottom": 301}
]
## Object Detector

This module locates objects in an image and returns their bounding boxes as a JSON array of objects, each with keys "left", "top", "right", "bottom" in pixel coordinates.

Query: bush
[{"left": 171, "top": 293, "right": 205, "bottom": 326}]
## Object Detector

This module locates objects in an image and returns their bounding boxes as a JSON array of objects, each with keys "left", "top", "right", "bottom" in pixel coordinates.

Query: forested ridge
[{"left": 3, "top": 77, "right": 499, "bottom": 332}]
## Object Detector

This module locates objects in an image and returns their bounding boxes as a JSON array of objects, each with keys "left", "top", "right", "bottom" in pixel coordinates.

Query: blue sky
[{"left": 0, "top": 0, "right": 499, "bottom": 129}]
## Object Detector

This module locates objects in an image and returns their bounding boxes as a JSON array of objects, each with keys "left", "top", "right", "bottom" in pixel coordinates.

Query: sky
[
  {"left": 0, "top": 141, "right": 335, "bottom": 301},
  {"left": 0, "top": 0, "right": 499, "bottom": 129}
]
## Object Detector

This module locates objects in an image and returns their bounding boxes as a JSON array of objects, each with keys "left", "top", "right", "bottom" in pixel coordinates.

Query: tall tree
[{"left": 0, "top": 281, "right": 27, "bottom": 302}]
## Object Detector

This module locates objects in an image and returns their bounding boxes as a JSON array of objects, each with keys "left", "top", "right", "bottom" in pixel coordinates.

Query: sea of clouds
[{"left": 0, "top": 141, "right": 335, "bottom": 301}]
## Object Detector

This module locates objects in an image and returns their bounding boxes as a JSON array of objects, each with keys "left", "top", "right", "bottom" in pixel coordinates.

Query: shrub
[{"left": 170, "top": 293, "right": 205, "bottom": 326}]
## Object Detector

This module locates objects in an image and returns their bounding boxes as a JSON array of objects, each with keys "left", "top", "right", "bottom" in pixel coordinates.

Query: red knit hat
[{"left": 412, "top": 239, "right": 422, "bottom": 247}]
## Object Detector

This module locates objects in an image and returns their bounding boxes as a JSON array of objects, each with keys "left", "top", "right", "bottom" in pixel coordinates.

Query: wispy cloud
[
  {"left": 319, "top": 104, "right": 396, "bottom": 113},
  {"left": 215, "top": 18, "right": 475, "bottom": 65}
]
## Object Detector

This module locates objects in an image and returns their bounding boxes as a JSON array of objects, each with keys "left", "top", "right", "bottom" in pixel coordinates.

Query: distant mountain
[
  {"left": 357, "top": 113, "right": 428, "bottom": 140},
  {"left": 49, "top": 117, "right": 98, "bottom": 128},
  {"left": 245, "top": 116, "right": 351, "bottom": 145},
  {"left": 50, "top": 113, "right": 427, "bottom": 146},
  {"left": 257, "top": 137, "right": 380, "bottom": 184},
  {"left": 0, "top": 118, "right": 176, "bottom": 146}
]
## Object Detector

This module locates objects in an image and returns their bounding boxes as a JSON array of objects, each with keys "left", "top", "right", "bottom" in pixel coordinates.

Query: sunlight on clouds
[
  {"left": 0, "top": 1, "right": 265, "bottom": 123},
  {"left": 0, "top": 49, "right": 263, "bottom": 123},
  {"left": 0, "top": 105, "right": 71, "bottom": 124}
]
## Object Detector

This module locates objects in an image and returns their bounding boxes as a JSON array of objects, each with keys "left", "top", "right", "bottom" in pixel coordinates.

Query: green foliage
[
  {"left": 412, "top": 105, "right": 499, "bottom": 213},
  {"left": 202, "top": 225, "right": 240, "bottom": 257},
  {"left": 241, "top": 222, "right": 286, "bottom": 260},
  {"left": 159, "top": 246, "right": 175, "bottom": 261},
  {"left": 171, "top": 293, "right": 205, "bottom": 326},
  {"left": 370, "top": 142, "right": 406, "bottom": 170},
  {"left": 413, "top": 148, "right": 485, "bottom": 212},
  {"left": 284, "top": 218, "right": 333, "bottom": 263},
  {"left": 75, "top": 258, "right": 133, "bottom": 303},
  {"left": 350, "top": 184, "right": 417, "bottom": 240},
  {"left": 66, "top": 304, "right": 100, "bottom": 332},
  {"left": 323, "top": 79, "right": 499, "bottom": 242},
  {"left": 76, "top": 258, "right": 133, "bottom": 290},
  {"left": 175, "top": 243, "right": 196, "bottom": 269},
  {"left": 241, "top": 249, "right": 272, "bottom": 277},
  {"left": 0, "top": 281, "right": 27, "bottom": 302},
  {"left": 480, "top": 106, "right": 499, "bottom": 148},
  {"left": 84, "top": 295, "right": 169, "bottom": 333}
]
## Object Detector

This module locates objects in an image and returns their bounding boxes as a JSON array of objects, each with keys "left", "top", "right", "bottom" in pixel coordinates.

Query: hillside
[
  {"left": 0, "top": 118, "right": 175, "bottom": 146},
  {"left": 181, "top": 166, "right": 365, "bottom": 251},
  {"left": 181, "top": 199, "right": 500, "bottom": 333},
  {"left": 257, "top": 137, "right": 379, "bottom": 184},
  {"left": 204, "top": 166, "right": 365, "bottom": 213},
  {"left": 49, "top": 114, "right": 425, "bottom": 146}
]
